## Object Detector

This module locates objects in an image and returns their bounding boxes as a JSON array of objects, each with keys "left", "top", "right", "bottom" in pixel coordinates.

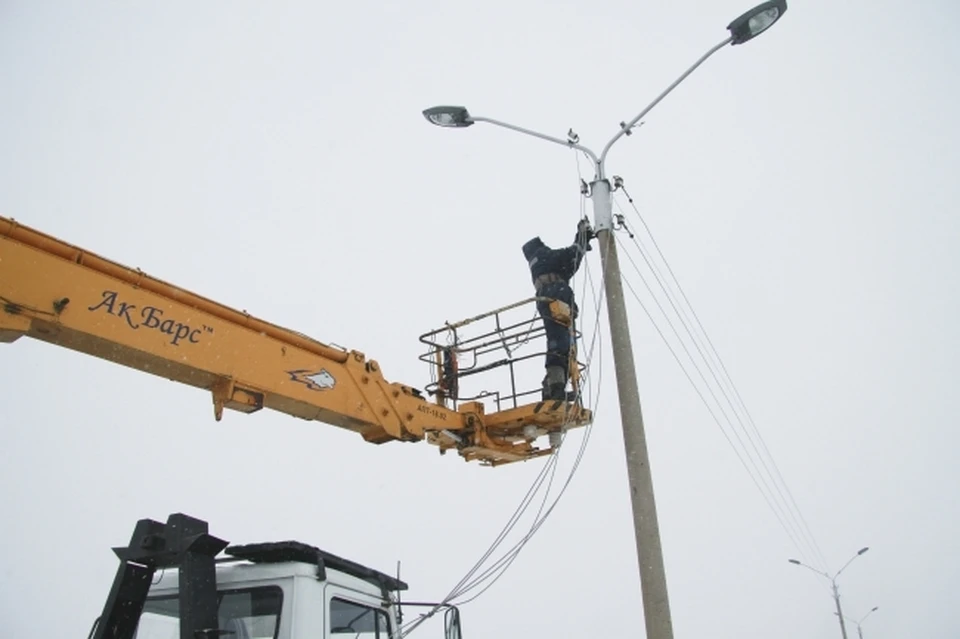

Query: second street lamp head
[
  {"left": 788, "top": 559, "right": 801, "bottom": 564},
  {"left": 858, "top": 546, "right": 870, "bottom": 555},
  {"left": 728, "top": 0, "right": 788, "bottom": 45},
  {"left": 422, "top": 106, "right": 474, "bottom": 128}
]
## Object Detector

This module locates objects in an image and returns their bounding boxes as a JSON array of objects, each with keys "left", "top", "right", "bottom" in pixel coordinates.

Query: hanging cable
[
  {"left": 451, "top": 445, "right": 563, "bottom": 605},
  {"left": 614, "top": 185, "right": 829, "bottom": 569},
  {"left": 612, "top": 228, "right": 821, "bottom": 568},
  {"left": 609, "top": 183, "right": 829, "bottom": 571},
  {"left": 448, "top": 242, "right": 608, "bottom": 605},
  {"left": 614, "top": 253, "right": 818, "bottom": 567},
  {"left": 616, "top": 184, "right": 828, "bottom": 569},
  {"left": 444, "top": 215, "right": 600, "bottom": 594},
  {"left": 398, "top": 227, "right": 609, "bottom": 637}
]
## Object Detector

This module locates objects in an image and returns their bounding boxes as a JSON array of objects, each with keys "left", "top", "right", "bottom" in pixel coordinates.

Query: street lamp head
[
  {"left": 727, "top": 0, "right": 787, "bottom": 45},
  {"left": 788, "top": 559, "right": 801, "bottom": 565},
  {"left": 858, "top": 546, "right": 870, "bottom": 555},
  {"left": 422, "top": 106, "right": 474, "bottom": 128},
  {"left": 871, "top": 606, "right": 879, "bottom": 612}
]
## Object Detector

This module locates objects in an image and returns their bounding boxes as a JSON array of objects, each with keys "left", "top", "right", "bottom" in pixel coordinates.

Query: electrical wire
[
  {"left": 610, "top": 185, "right": 830, "bottom": 571},
  {"left": 397, "top": 203, "right": 609, "bottom": 637},
  {"left": 614, "top": 196, "right": 829, "bottom": 571},
  {"left": 402, "top": 162, "right": 833, "bottom": 633},
  {"left": 617, "top": 185, "right": 829, "bottom": 569},
  {"left": 398, "top": 359, "right": 602, "bottom": 635},
  {"left": 613, "top": 229, "right": 820, "bottom": 566},
  {"left": 400, "top": 237, "right": 607, "bottom": 632},
  {"left": 448, "top": 241, "right": 607, "bottom": 605},
  {"left": 450, "top": 445, "right": 563, "bottom": 605},
  {"left": 614, "top": 237, "right": 816, "bottom": 566}
]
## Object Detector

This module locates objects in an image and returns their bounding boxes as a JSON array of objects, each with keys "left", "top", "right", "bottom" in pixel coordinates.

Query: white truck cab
[{"left": 89, "top": 513, "right": 462, "bottom": 639}]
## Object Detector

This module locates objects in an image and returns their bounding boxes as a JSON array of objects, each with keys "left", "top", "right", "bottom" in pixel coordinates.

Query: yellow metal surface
[{"left": 0, "top": 216, "right": 592, "bottom": 465}]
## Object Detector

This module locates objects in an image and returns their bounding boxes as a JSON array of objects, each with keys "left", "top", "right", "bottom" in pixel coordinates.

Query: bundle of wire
[{"left": 397, "top": 202, "right": 609, "bottom": 637}]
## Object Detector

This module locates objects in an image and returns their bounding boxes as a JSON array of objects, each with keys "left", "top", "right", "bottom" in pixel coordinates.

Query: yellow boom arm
[{"left": 0, "top": 216, "right": 591, "bottom": 466}]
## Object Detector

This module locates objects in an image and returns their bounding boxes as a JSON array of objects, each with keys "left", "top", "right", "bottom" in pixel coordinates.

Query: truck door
[{"left": 323, "top": 584, "right": 393, "bottom": 639}]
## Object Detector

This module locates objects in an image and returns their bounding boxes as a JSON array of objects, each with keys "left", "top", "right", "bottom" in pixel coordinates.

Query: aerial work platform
[{"left": 0, "top": 215, "right": 591, "bottom": 465}]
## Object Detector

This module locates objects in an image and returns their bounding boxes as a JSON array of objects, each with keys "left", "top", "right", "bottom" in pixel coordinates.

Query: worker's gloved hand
[{"left": 577, "top": 218, "right": 595, "bottom": 251}]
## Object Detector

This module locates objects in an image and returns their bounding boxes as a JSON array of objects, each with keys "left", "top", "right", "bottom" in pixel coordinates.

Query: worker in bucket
[{"left": 522, "top": 217, "right": 595, "bottom": 401}]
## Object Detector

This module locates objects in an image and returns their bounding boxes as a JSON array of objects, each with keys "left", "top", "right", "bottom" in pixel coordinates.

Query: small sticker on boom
[
  {"left": 288, "top": 368, "right": 336, "bottom": 391},
  {"left": 417, "top": 404, "right": 447, "bottom": 421}
]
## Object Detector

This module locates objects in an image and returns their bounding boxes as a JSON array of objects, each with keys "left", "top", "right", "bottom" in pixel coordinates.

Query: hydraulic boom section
[{"left": 0, "top": 216, "right": 592, "bottom": 466}]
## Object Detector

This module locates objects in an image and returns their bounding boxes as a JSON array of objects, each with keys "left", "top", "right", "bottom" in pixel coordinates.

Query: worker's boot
[{"left": 541, "top": 366, "right": 568, "bottom": 401}]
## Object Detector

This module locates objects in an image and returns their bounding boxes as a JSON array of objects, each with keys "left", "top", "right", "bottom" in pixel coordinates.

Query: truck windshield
[{"left": 134, "top": 586, "right": 283, "bottom": 639}]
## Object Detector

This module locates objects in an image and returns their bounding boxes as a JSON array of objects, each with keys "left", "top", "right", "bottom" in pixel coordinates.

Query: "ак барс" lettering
[{"left": 88, "top": 290, "right": 211, "bottom": 346}]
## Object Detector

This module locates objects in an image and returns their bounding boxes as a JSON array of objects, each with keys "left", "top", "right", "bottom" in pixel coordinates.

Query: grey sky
[{"left": 1, "top": 1, "right": 958, "bottom": 638}]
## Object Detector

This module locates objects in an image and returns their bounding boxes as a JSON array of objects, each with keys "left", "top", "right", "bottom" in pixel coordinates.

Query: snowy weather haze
[{"left": 1, "top": 1, "right": 958, "bottom": 638}]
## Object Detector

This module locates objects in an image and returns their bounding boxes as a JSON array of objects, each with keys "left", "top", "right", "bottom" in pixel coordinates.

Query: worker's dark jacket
[{"left": 522, "top": 229, "right": 589, "bottom": 369}]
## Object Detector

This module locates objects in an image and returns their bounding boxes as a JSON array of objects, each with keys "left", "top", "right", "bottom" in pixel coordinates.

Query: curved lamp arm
[{"left": 598, "top": 36, "right": 732, "bottom": 172}]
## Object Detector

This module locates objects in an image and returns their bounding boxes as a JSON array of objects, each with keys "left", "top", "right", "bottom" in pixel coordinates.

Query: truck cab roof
[{"left": 149, "top": 540, "right": 407, "bottom": 597}]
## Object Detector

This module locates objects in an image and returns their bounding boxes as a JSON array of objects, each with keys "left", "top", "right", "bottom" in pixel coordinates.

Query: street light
[
  {"left": 854, "top": 606, "right": 879, "bottom": 639},
  {"left": 728, "top": 0, "right": 787, "bottom": 44},
  {"left": 836, "top": 606, "right": 880, "bottom": 639},
  {"left": 422, "top": 106, "right": 473, "bottom": 128},
  {"left": 789, "top": 548, "right": 871, "bottom": 639},
  {"left": 423, "top": 4, "right": 788, "bottom": 639}
]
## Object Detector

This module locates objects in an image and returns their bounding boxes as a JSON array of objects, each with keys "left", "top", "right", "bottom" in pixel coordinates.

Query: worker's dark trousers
[{"left": 535, "top": 281, "right": 576, "bottom": 371}]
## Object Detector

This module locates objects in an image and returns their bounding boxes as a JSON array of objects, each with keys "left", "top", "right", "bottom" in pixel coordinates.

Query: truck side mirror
[{"left": 444, "top": 606, "right": 463, "bottom": 639}]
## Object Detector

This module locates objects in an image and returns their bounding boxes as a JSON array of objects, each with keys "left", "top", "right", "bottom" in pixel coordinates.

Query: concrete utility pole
[
  {"left": 423, "top": 3, "right": 788, "bottom": 637},
  {"left": 790, "top": 547, "right": 871, "bottom": 639},
  {"left": 832, "top": 582, "right": 849, "bottom": 639}
]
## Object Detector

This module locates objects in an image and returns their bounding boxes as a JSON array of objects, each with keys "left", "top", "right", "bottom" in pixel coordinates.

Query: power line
[
  {"left": 608, "top": 183, "right": 829, "bottom": 571},
  {"left": 450, "top": 232, "right": 609, "bottom": 606},
  {"left": 612, "top": 225, "right": 825, "bottom": 571},
  {"left": 398, "top": 197, "right": 609, "bottom": 636},
  {"left": 613, "top": 248, "right": 818, "bottom": 567},
  {"left": 616, "top": 184, "right": 829, "bottom": 569},
  {"left": 446, "top": 216, "right": 609, "bottom": 603}
]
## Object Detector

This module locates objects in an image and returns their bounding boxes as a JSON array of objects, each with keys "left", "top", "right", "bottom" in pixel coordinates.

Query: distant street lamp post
[
  {"left": 789, "top": 547, "right": 870, "bottom": 639},
  {"left": 852, "top": 606, "right": 879, "bottom": 639},
  {"left": 423, "top": 4, "right": 788, "bottom": 639},
  {"left": 837, "top": 606, "right": 879, "bottom": 639}
]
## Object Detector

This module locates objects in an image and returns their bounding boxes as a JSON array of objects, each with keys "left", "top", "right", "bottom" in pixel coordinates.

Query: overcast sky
[{"left": 1, "top": 1, "right": 958, "bottom": 638}]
